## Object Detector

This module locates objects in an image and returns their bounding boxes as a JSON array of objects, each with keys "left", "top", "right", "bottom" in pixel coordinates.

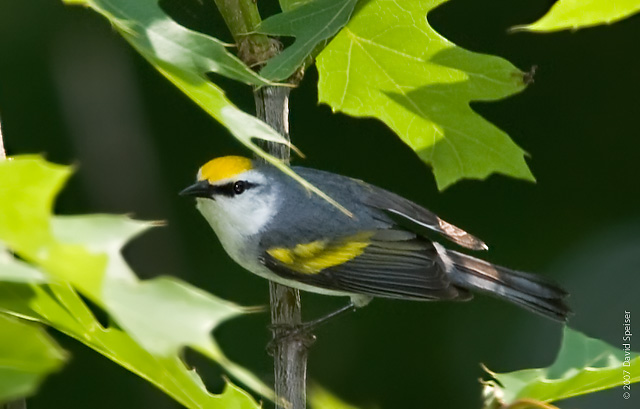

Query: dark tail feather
[{"left": 447, "top": 251, "right": 571, "bottom": 322}]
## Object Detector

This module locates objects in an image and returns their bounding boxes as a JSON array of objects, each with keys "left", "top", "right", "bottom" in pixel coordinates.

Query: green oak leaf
[
  {"left": 61, "top": 0, "right": 344, "bottom": 209},
  {"left": 0, "top": 156, "right": 272, "bottom": 403},
  {"left": 279, "top": 0, "right": 315, "bottom": 12},
  {"left": 317, "top": 0, "right": 534, "bottom": 189},
  {"left": 0, "top": 251, "right": 48, "bottom": 283},
  {"left": 71, "top": 0, "right": 269, "bottom": 85},
  {"left": 0, "top": 314, "right": 67, "bottom": 404},
  {"left": 104, "top": 276, "right": 256, "bottom": 355},
  {"left": 483, "top": 327, "right": 640, "bottom": 406},
  {"left": 0, "top": 283, "right": 262, "bottom": 409},
  {"left": 62, "top": 0, "right": 353, "bottom": 214},
  {"left": 0, "top": 155, "right": 71, "bottom": 255},
  {"left": 514, "top": 0, "right": 640, "bottom": 32},
  {"left": 258, "top": 0, "right": 358, "bottom": 80},
  {"left": 51, "top": 214, "right": 266, "bottom": 395}
]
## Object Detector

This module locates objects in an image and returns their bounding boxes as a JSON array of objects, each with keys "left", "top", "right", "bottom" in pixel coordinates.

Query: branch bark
[
  {"left": 211, "top": 2, "right": 310, "bottom": 408},
  {"left": 212, "top": 0, "right": 279, "bottom": 67},
  {"left": 254, "top": 86, "right": 310, "bottom": 409}
]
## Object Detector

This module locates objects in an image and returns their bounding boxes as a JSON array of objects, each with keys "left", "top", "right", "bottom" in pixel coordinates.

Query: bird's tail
[{"left": 447, "top": 250, "right": 571, "bottom": 322}]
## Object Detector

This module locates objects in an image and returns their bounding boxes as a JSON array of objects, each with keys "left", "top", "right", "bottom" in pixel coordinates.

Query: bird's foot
[
  {"left": 267, "top": 323, "right": 317, "bottom": 355},
  {"left": 266, "top": 302, "right": 357, "bottom": 354}
]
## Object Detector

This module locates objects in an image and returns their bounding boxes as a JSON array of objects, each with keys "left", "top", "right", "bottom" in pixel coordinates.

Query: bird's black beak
[{"left": 179, "top": 180, "right": 213, "bottom": 198}]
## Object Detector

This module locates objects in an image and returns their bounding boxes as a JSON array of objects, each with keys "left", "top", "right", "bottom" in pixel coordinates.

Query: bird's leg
[
  {"left": 302, "top": 301, "right": 357, "bottom": 330},
  {"left": 267, "top": 302, "right": 357, "bottom": 354}
]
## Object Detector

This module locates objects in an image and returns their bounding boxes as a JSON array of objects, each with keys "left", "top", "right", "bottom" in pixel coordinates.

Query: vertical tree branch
[
  {"left": 212, "top": 0, "right": 279, "bottom": 67},
  {"left": 211, "top": 1, "right": 310, "bottom": 408},
  {"left": 0, "top": 117, "right": 27, "bottom": 409},
  {"left": 254, "top": 85, "right": 310, "bottom": 409},
  {"left": 254, "top": 86, "right": 291, "bottom": 161}
]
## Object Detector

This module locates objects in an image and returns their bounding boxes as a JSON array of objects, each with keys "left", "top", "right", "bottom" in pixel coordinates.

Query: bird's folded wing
[
  {"left": 360, "top": 184, "right": 488, "bottom": 251},
  {"left": 259, "top": 229, "right": 471, "bottom": 301}
]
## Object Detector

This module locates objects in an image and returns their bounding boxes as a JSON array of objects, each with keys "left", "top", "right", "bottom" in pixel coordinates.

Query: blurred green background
[{"left": 1, "top": 0, "right": 639, "bottom": 408}]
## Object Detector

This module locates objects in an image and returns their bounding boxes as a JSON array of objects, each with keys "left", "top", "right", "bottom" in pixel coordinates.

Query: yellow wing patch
[
  {"left": 267, "top": 233, "right": 373, "bottom": 275},
  {"left": 199, "top": 156, "right": 252, "bottom": 183}
]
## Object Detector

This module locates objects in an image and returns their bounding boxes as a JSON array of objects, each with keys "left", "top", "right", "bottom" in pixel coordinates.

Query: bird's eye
[{"left": 233, "top": 181, "right": 246, "bottom": 195}]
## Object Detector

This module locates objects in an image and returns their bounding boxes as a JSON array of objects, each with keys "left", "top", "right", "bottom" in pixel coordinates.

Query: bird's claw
[{"left": 267, "top": 323, "right": 317, "bottom": 355}]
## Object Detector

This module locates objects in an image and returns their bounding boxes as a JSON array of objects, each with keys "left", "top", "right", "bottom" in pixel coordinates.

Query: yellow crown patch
[{"left": 199, "top": 156, "right": 253, "bottom": 183}]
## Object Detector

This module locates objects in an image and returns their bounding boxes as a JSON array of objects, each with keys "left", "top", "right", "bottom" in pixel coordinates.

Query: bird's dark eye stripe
[{"left": 211, "top": 181, "right": 256, "bottom": 197}]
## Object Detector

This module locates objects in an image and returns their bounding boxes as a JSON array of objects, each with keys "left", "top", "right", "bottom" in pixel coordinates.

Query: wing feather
[
  {"left": 260, "top": 229, "right": 472, "bottom": 301},
  {"left": 362, "top": 185, "right": 488, "bottom": 251}
]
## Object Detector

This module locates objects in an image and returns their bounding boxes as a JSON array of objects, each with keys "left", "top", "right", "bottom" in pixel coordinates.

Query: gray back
[{"left": 257, "top": 165, "right": 392, "bottom": 249}]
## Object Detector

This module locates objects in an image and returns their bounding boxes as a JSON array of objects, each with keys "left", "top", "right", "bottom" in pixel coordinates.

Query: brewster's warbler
[{"left": 181, "top": 156, "right": 570, "bottom": 322}]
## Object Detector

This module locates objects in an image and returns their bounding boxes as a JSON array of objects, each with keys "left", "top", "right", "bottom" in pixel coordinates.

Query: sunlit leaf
[
  {"left": 514, "top": 0, "right": 640, "bottom": 32},
  {"left": 317, "top": 0, "right": 533, "bottom": 189},
  {"left": 0, "top": 156, "right": 271, "bottom": 404},
  {"left": 104, "top": 276, "right": 247, "bottom": 356},
  {"left": 70, "top": 0, "right": 269, "bottom": 85},
  {"left": 259, "top": 0, "right": 358, "bottom": 80},
  {"left": 483, "top": 327, "right": 640, "bottom": 406},
  {"left": 0, "top": 251, "right": 48, "bottom": 283},
  {"left": 0, "top": 313, "right": 66, "bottom": 403},
  {"left": 0, "top": 283, "right": 84, "bottom": 331},
  {"left": 104, "top": 276, "right": 269, "bottom": 396},
  {"left": 0, "top": 156, "right": 71, "bottom": 255},
  {"left": 0, "top": 283, "right": 263, "bottom": 409}
]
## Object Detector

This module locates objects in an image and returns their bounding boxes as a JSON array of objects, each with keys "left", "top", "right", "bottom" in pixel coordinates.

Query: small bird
[{"left": 181, "top": 156, "right": 570, "bottom": 322}]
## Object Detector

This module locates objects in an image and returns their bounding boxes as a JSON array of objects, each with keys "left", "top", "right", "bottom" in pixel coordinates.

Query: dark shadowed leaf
[{"left": 259, "top": 0, "right": 358, "bottom": 80}]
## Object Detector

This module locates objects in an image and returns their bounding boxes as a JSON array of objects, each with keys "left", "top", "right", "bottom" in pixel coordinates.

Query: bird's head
[{"left": 180, "top": 156, "right": 280, "bottom": 236}]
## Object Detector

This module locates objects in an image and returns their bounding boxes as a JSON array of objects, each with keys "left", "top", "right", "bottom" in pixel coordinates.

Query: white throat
[{"left": 195, "top": 174, "right": 278, "bottom": 266}]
